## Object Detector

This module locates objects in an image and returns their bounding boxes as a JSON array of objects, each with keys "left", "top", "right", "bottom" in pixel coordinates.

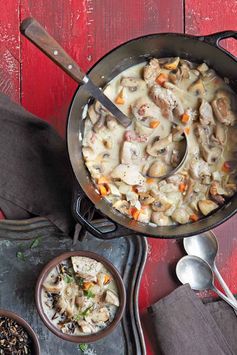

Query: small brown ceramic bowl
[
  {"left": 35, "top": 251, "right": 126, "bottom": 343},
  {"left": 0, "top": 309, "right": 40, "bottom": 354}
]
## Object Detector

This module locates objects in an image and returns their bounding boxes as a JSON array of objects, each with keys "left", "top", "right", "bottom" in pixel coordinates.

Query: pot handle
[
  {"left": 199, "top": 31, "right": 237, "bottom": 51},
  {"left": 74, "top": 195, "right": 137, "bottom": 239}
]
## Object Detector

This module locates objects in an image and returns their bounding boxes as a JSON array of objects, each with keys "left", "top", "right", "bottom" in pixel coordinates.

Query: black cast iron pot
[{"left": 67, "top": 31, "right": 237, "bottom": 239}]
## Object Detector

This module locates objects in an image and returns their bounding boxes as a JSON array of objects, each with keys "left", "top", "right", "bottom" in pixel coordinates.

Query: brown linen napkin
[
  {"left": 148, "top": 284, "right": 237, "bottom": 355},
  {"left": 0, "top": 93, "right": 75, "bottom": 234}
]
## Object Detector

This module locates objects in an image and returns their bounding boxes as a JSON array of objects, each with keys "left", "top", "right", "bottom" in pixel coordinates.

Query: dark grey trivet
[{"left": 0, "top": 219, "right": 147, "bottom": 355}]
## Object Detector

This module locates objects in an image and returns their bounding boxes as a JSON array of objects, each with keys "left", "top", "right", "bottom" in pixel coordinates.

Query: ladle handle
[
  {"left": 213, "top": 286, "right": 237, "bottom": 312},
  {"left": 20, "top": 18, "right": 86, "bottom": 84}
]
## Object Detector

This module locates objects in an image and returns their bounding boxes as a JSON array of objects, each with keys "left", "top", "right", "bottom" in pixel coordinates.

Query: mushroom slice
[
  {"left": 113, "top": 200, "right": 130, "bottom": 215},
  {"left": 43, "top": 280, "right": 62, "bottom": 294},
  {"left": 200, "top": 145, "right": 222, "bottom": 165},
  {"left": 88, "top": 105, "right": 100, "bottom": 124},
  {"left": 188, "top": 78, "right": 205, "bottom": 96},
  {"left": 146, "top": 134, "right": 172, "bottom": 157},
  {"left": 211, "top": 90, "right": 236, "bottom": 126},
  {"left": 144, "top": 58, "right": 161, "bottom": 86},
  {"left": 93, "top": 115, "right": 106, "bottom": 132},
  {"left": 71, "top": 256, "right": 102, "bottom": 280},
  {"left": 148, "top": 160, "right": 170, "bottom": 178},
  {"left": 172, "top": 208, "right": 190, "bottom": 224},
  {"left": 86, "top": 161, "right": 103, "bottom": 179},
  {"left": 164, "top": 57, "right": 180, "bottom": 70},
  {"left": 199, "top": 99, "right": 215, "bottom": 125},
  {"left": 111, "top": 164, "right": 145, "bottom": 185},
  {"left": 105, "top": 290, "right": 120, "bottom": 307},
  {"left": 189, "top": 156, "right": 210, "bottom": 179},
  {"left": 151, "top": 212, "right": 171, "bottom": 226},
  {"left": 121, "top": 141, "right": 141, "bottom": 165},
  {"left": 88, "top": 307, "right": 110, "bottom": 323},
  {"left": 150, "top": 85, "right": 184, "bottom": 119},
  {"left": 197, "top": 63, "right": 209, "bottom": 74},
  {"left": 213, "top": 122, "right": 227, "bottom": 145},
  {"left": 120, "top": 77, "right": 144, "bottom": 92},
  {"left": 139, "top": 192, "right": 155, "bottom": 205},
  {"left": 106, "top": 115, "right": 118, "bottom": 130},
  {"left": 198, "top": 199, "right": 218, "bottom": 216},
  {"left": 152, "top": 197, "right": 171, "bottom": 212}
]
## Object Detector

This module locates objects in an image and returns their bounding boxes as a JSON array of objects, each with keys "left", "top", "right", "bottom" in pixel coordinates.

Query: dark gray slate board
[{"left": 0, "top": 220, "right": 147, "bottom": 355}]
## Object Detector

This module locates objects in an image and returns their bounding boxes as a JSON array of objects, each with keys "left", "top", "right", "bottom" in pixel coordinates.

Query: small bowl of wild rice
[{"left": 0, "top": 309, "right": 40, "bottom": 355}]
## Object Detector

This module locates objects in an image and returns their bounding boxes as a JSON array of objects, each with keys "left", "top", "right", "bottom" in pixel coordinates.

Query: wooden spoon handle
[{"left": 20, "top": 17, "right": 86, "bottom": 84}]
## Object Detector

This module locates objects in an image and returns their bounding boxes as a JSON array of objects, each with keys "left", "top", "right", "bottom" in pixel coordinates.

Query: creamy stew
[
  {"left": 82, "top": 57, "right": 237, "bottom": 226},
  {"left": 42, "top": 256, "right": 119, "bottom": 335}
]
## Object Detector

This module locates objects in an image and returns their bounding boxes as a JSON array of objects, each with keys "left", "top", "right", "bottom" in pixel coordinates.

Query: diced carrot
[
  {"left": 222, "top": 161, "right": 231, "bottom": 173},
  {"left": 83, "top": 282, "right": 94, "bottom": 290},
  {"left": 97, "top": 176, "right": 109, "bottom": 184},
  {"left": 179, "top": 183, "right": 187, "bottom": 193},
  {"left": 149, "top": 120, "right": 160, "bottom": 129},
  {"left": 184, "top": 127, "right": 190, "bottom": 135},
  {"left": 155, "top": 73, "right": 167, "bottom": 86},
  {"left": 115, "top": 89, "right": 125, "bottom": 105},
  {"left": 189, "top": 214, "right": 199, "bottom": 222},
  {"left": 98, "top": 184, "right": 109, "bottom": 196},
  {"left": 146, "top": 178, "right": 155, "bottom": 184},
  {"left": 181, "top": 113, "right": 190, "bottom": 123},
  {"left": 103, "top": 274, "right": 112, "bottom": 285},
  {"left": 133, "top": 210, "right": 140, "bottom": 221}
]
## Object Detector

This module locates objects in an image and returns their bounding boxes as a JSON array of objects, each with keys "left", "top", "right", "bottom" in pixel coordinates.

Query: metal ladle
[
  {"left": 183, "top": 232, "right": 237, "bottom": 307},
  {"left": 176, "top": 255, "right": 237, "bottom": 311}
]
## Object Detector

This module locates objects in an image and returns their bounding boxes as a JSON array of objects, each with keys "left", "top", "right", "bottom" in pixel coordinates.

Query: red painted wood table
[{"left": 1, "top": 1, "right": 237, "bottom": 354}]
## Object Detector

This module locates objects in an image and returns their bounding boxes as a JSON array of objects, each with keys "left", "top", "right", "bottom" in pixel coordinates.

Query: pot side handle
[
  {"left": 199, "top": 31, "right": 237, "bottom": 55},
  {"left": 74, "top": 195, "right": 137, "bottom": 240}
]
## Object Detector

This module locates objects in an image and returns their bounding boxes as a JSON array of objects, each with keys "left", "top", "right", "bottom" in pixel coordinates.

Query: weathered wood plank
[{"left": 0, "top": 1, "right": 20, "bottom": 102}]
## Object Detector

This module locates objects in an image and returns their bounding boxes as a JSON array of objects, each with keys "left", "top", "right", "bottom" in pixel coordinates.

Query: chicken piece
[
  {"left": 71, "top": 256, "right": 102, "bottom": 281},
  {"left": 211, "top": 90, "right": 236, "bottom": 126},
  {"left": 146, "top": 134, "right": 172, "bottom": 157},
  {"left": 111, "top": 164, "right": 145, "bottom": 185},
  {"left": 150, "top": 85, "right": 184, "bottom": 120},
  {"left": 105, "top": 290, "right": 120, "bottom": 307},
  {"left": 121, "top": 141, "right": 141, "bottom": 165},
  {"left": 151, "top": 212, "right": 171, "bottom": 226},
  {"left": 131, "top": 97, "right": 161, "bottom": 121},
  {"left": 199, "top": 99, "right": 215, "bottom": 125},
  {"left": 86, "top": 307, "right": 110, "bottom": 324},
  {"left": 164, "top": 57, "right": 180, "bottom": 70},
  {"left": 198, "top": 200, "right": 218, "bottom": 216},
  {"left": 137, "top": 207, "right": 151, "bottom": 223},
  {"left": 152, "top": 197, "right": 172, "bottom": 212},
  {"left": 189, "top": 156, "right": 211, "bottom": 179},
  {"left": 172, "top": 208, "right": 190, "bottom": 224},
  {"left": 143, "top": 58, "right": 161, "bottom": 86}
]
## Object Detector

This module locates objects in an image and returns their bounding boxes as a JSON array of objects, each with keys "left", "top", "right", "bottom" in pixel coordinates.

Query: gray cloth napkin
[
  {"left": 148, "top": 284, "right": 237, "bottom": 355},
  {"left": 0, "top": 93, "right": 74, "bottom": 234}
]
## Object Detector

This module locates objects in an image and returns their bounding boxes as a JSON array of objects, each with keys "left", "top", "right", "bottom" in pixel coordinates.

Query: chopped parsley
[
  {"left": 78, "top": 343, "right": 88, "bottom": 352},
  {"left": 16, "top": 251, "right": 26, "bottom": 262},
  {"left": 84, "top": 290, "right": 95, "bottom": 299},
  {"left": 77, "top": 277, "right": 84, "bottom": 287},
  {"left": 75, "top": 306, "right": 93, "bottom": 321},
  {"left": 64, "top": 274, "right": 74, "bottom": 284},
  {"left": 30, "top": 237, "right": 41, "bottom": 249}
]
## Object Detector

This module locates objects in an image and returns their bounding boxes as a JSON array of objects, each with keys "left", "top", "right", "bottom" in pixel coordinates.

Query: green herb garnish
[
  {"left": 77, "top": 277, "right": 84, "bottom": 288},
  {"left": 78, "top": 343, "right": 88, "bottom": 352},
  {"left": 16, "top": 251, "right": 26, "bottom": 262},
  {"left": 75, "top": 306, "right": 93, "bottom": 321},
  {"left": 84, "top": 290, "right": 95, "bottom": 299},
  {"left": 30, "top": 237, "right": 41, "bottom": 249},
  {"left": 64, "top": 274, "right": 74, "bottom": 284}
]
